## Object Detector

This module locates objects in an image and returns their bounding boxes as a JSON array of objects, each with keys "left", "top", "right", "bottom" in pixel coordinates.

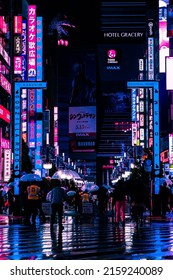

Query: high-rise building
[{"left": 0, "top": 0, "right": 12, "bottom": 182}]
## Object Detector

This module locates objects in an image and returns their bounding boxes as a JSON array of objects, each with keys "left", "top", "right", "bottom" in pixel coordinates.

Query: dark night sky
[{"left": 28, "top": 0, "right": 99, "bottom": 44}]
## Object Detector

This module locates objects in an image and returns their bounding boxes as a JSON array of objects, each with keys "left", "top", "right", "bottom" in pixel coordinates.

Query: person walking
[
  {"left": 127, "top": 174, "right": 148, "bottom": 227},
  {"left": 112, "top": 179, "right": 127, "bottom": 227},
  {"left": 74, "top": 190, "right": 82, "bottom": 215},
  {"left": 37, "top": 192, "right": 46, "bottom": 223},
  {"left": 159, "top": 181, "right": 171, "bottom": 218},
  {"left": 24, "top": 182, "right": 41, "bottom": 226},
  {"left": 49, "top": 179, "right": 67, "bottom": 231}
]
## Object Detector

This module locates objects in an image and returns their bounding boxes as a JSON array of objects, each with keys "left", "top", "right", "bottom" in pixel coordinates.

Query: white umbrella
[
  {"left": 20, "top": 173, "right": 43, "bottom": 182},
  {"left": 89, "top": 185, "right": 99, "bottom": 192},
  {"left": 52, "top": 169, "right": 81, "bottom": 180},
  {"left": 81, "top": 182, "right": 99, "bottom": 193}
]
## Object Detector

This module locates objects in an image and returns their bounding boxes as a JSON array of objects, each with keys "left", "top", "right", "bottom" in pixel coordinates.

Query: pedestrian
[
  {"left": 49, "top": 179, "right": 67, "bottom": 231},
  {"left": 112, "top": 179, "right": 127, "bottom": 226},
  {"left": 81, "top": 190, "right": 90, "bottom": 202},
  {"left": 24, "top": 182, "right": 41, "bottom": 226},
  {"left": 6, "top": 187, "right": 15, "bottom": 216},
  {"left": 74, "top": 189, "right": 82, "bottom": 215},
  {"left": 0, "top": 188, "right": 4, "bottom": 213},
  {"left": 97, "top": 186, "right": 108, "bottom": 215},
  {"left": 37, "top": 189, "right": 46, "bottom": 223},
  {"left": 159, "top": 182, "right": 171, "bottom": 218},
  {"left": 127, "top": 174, "right": 148, "bottom": 227}
]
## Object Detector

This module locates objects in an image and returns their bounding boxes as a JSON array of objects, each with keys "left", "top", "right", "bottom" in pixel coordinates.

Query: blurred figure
[
  {"left": 37, "top": 190, "right": 46, "bottom": 223},
  {"left": 97, "top": 186, "right": 108, "bottom": 215},
  {"left": 2, "top": 186, "right": 15, "bottom": 215},
  {"left": 159, "top": 182, "right": 171, "bottom": 218},
  {"left": 127, "top": 174, "right": 148, "bottom": 227},
  {"left": 70, "top": 58, "right": 96, "bottom": 105},
  {"left": 112, "top": 179, "right": 127, "bottom": 226},
  {"left": 24, "top": 182, "right": 41, "bottom": 226},
  {"left": 0, "top": 188, "right": 4, "bottom": 213},
  {"left": 74, "top": 190, "right": 82, "bottom": 215},
  {"left": 81, "top": 190, "right": 90, "bottom": 202},
  {"left": 49, "top": 179, "right": 67, "bottom": 231}
]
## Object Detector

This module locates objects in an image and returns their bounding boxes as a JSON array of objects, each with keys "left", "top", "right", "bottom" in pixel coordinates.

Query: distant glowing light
[{"left": 58, "top": 39, "right": 69, "bottom": 46}]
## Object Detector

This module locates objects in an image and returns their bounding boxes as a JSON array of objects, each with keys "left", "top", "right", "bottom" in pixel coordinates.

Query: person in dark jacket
[
  {"left": 127, "top": 174, "right": 148, "bottom": 227},
  {"left": 50, "top": 179, "right": 67, "bottom": 231},
  {"left": 159, "top": 182, "right": 171, "bottom": 217}
]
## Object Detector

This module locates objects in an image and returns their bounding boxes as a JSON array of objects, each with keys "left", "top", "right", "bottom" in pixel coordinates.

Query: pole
[{"left": 149, "top": 172, "right": 153, "bottom": 217}]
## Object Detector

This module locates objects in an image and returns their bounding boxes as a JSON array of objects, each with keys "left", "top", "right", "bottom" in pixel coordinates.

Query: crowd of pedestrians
[{"left": 1, "top": 172, "right": 173, "bottom": 230}]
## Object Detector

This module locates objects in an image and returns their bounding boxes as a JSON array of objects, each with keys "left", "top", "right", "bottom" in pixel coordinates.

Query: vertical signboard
[
  {"left": 54, "top": 106, "right": 58, "bottom": 149},
  {"left": 131, "top": 88, "right": 137, "bottom": 122},
  {"left": 127, "top": 81, "right": 160, "bottom": 194},
  {"left": 14, "top": 56, "right": 22, "bottom": 74},
  {"left": 0, "top": 128, "right": 2, "bottom": 181},
  {"left": 14, "top": 16, "right": 22, "bottom": 34},
  {"left": 35, "top": 16, "right": 43, "bottom": 169},
  {"left": 21, "top": 20, "right": 27, "bottom": 142},
  {"left": 147, "top": 19, "right": 154, "bottom": 80},
  {"left": 159, "top": 0, "right": 169, "bottom": 73},
  {"left": 27, "top": 5, "right": 37, "bottom": 151},
  {"left": 166, "top": 56, "right": 173, "bottom": 90},
  {"left": 3, "top": 149, "right": 11, "bottom": 182},
  {"left": 14, "top": 81, "right": 47, "bottom": 195},
  {"left": 28, "top": 5, "right": 36, "bottom": 77},
  {"left": 167, "top": 4, "right": 173, "bottom": 37},
  {"left": 169, "top": 133, "right": 173, "bottom": 164}
]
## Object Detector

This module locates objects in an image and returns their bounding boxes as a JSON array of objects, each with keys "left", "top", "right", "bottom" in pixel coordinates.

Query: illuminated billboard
[
  {"left": 169, "top": 133, "right": 173, "bottom": 164},
  {"left": 0, "top": 104, "right": 10, "bottom": 123},
  {"left": 167, "top": 5, "right": 173, "bottom": 37},
  {"left": 159, "top": 0, "right": 170, "bottom": 73},
  {"left": 35, "top": 16, "right": 43, "bottom": 169},
  {"left": 14, "top": 56, "right": 22, "bottom": 74},
  {"left": 28, "top": 5, "right": 36, "bottom": 77},
  {"left": 14, "top": 16, "right": 22, "bottom": 34},
  {"left": 13, "top": 82, "right": 47, "bottom": 191},
  {"left": 69, "top": 106, "right": 96, "bottom": 137},
  {"left": 166, "top": 56, "right": 173, "bottom": 90}
]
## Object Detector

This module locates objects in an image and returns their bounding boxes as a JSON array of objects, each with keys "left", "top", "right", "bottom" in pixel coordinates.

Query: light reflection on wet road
[{"left": 1, "top": 214, "right": 173, "bottom": 260}]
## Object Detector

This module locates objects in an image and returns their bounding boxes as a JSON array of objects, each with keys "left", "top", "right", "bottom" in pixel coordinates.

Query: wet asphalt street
[{"left": 1, "top": 213, "right": 173, "bottom": 260}]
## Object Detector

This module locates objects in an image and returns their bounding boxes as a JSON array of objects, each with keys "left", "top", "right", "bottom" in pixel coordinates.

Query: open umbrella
[
  {"left": 52, "top": 169, "right": 81, "bottom": 180},
  {"left": 81, "top": 183, "right": 99, "bottom": 193},
  {"left": 67, "top": 190, "right": 76, "bottom": 197},
  {"left": 20, "top": 173, "right": 43, "bottom": 182}
]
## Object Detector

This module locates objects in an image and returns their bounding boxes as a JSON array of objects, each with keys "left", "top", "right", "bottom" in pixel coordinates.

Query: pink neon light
[
  {"left": 28, "top": 5, "right": 37, "bottom": 77},
  {"left": 0, "top": 73, "right": 11, "bottom": 95},
  {"left": 0, "top": 105, "right": 10, "bottom": 123}
]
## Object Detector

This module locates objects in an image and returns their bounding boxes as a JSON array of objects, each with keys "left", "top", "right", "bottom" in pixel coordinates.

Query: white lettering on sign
[{"left": 104, "top": 32, "right": 144, "bottom": 38}]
